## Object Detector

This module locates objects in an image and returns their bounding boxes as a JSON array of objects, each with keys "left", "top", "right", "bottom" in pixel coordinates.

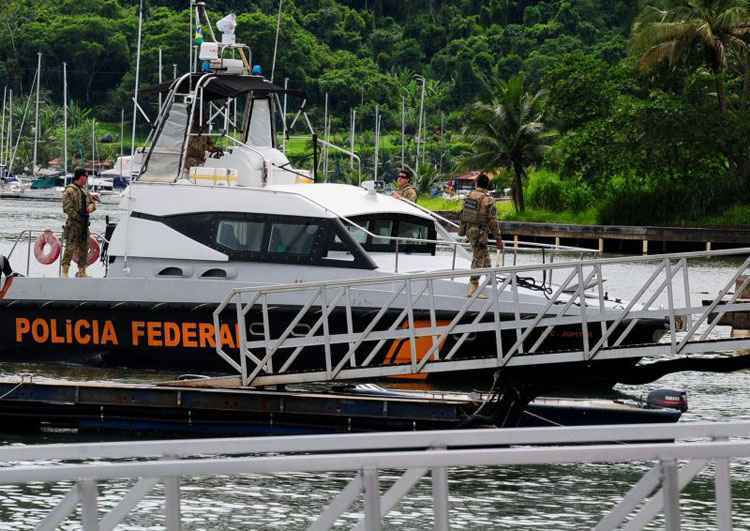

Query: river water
[{"left": 0, "top": 197, "right": 749, "bottom": 529}]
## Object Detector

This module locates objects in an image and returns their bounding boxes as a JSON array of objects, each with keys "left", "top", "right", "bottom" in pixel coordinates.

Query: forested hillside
[{"left": 2, "top": 0, "right": 749, "bottom": 225}]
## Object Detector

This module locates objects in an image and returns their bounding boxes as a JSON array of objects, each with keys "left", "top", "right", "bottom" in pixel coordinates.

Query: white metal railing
[
  {"left": 3, "top": 421, "right": 748, "bottom": 530},
  {"left": 213, "top": 248, "right": 750, "bottom": 387},
  {"left": 5, "top": 228, "right": 106, "bottom": 276}
]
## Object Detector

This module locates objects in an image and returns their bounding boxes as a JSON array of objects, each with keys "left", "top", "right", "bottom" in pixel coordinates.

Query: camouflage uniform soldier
[
  {"left": 183, "top": 117, "right": 222, "bottom": 175},
  {"left": 392, "top": 168, "right": 417, "bottom": 202},
  {"left": 458, "top": 173, "right": 502, "bottom": 297},
  {"left": 61, "top": 169, "right": 95, "bottom": 278},
  {"left": 184, "top": 134, "right": 211, "bottom": 172}
]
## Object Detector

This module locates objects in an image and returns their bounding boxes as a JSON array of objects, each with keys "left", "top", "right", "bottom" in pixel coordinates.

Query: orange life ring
[
  {"left": 34, "top": 230, "right": 61, "bottom": 265},
  {"left": 86, "top": 235, "right": 100, "bottom": 266}
]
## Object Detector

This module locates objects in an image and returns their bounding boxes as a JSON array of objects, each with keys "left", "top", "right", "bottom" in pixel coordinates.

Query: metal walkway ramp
[{"left": 213, "top": 248, "right": 750, "bottom": 387}]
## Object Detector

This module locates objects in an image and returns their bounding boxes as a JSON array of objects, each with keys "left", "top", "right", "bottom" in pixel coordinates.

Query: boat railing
[
  {"left": 397, "top": 195, "right": 597, "bottom": 256},
  {"left": 317, "top": 138, "right": 363, "bottom": 184},
  {"left": 265, "top": 185, "right": 597, "bottom": 272},
  {"left": 223, "top": 134, "right": 271, "bottom": 183},
  {"left": 213, "top": 247, "right": 750, "bottom": 387},
  {"left": 134, "top": 72, "right": 195, "bottom": 181},
  {"left": 1, "top": 421, "right": 746, "bottom": 530},
  {"left": 5, "top": 228, "right": 108, "bottom": 276}
]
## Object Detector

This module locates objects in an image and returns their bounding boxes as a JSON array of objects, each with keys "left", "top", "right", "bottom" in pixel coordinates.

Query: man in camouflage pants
[
  {"left": 61, "top": 169, "right": 96, "bottom": 278},
  {"left": 458, "top": 173, "right": 502, "bottom": 297}
]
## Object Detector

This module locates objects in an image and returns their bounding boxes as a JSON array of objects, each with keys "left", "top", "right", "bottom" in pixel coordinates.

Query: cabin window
[
  {"left": 398, "top": 220, "right": 429, "bottom": 241},
  {"left": 131, "top": 211, "right": 376, "bottom": 269},
  {"left": 334, "top": 222, "right": 368, "bottom": 246},
  {"left": 347, "top": 222, "right": 368, "bottom": 244},
  {"left": 268, "top": 222, "right": 319, "bottom": 255},
  {"left": 247, "top": 98, "right": 274, "bottom": 148},
  {"left": 216, "top": 220, "right": 265, "bottom": 252},
  {"left": 331, "top": 214, "right": 436, "bottom": 255},
  {"left": 371, "top": 219, "right": 394, "bottom": 245}
]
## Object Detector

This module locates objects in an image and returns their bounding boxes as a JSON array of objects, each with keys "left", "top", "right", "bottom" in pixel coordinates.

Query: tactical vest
[
  {"left": 66, "top": 185, "right": 89, "bottom": 224},
  {"left": 460, "top": 191, "right": 491, "bottom": 226}
]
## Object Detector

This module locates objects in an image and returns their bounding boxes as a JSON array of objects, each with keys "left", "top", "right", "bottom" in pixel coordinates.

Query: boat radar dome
[
  {"left": 216, "top": 14, "right": 237, "bottom": 45},
  {"left": 252, "top": 64, "right": 263, "bottom": 76}
]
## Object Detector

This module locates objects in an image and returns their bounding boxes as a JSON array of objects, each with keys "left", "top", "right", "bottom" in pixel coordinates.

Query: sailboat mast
[
  {"left": 130, "top": 0, "right": 144, "bottom": 157},
  {"left": 271, "top": 0, "right": 284, "bottom": 82},
  {"left": 401, "top": 95, "right": 405, "bottom": 169},
  {"left": 120, "top": 109, "right": 124, "bottom": 177},
  {"left": 10, "top": 70, "right": 38, "bottom": 176},
  {"left": 188, "top": 0, "right": 193, "bottom": 73},
  {"left": 158, "top": 48, "right": 163, "bottom": 112},
  {"left": 33, "top": 52, "right": 42, "bottom": 176},
  {"left": 374, "top": 105, "right": 380, "bottom": 181},
  {"left": 63, "top": 62, "right": 68, "bottom": 177},
  {"left": 6, "top": 90, "right": 11, "bottom": 172},
  {"left": 0, "top": 86, "right": 7, "bottom": 175},
  {"left": 91, "top": 119, "right": 97, "bottom": 180}
]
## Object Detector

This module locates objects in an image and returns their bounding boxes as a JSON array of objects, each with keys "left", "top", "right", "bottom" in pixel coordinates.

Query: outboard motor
[{"left": 646, "top": 389, "right": 688, "bottom": 412}]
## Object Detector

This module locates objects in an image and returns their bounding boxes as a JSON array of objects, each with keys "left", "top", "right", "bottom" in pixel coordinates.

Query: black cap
[{"left": 477, "top": 173, "right": 490, "bottom": 188}]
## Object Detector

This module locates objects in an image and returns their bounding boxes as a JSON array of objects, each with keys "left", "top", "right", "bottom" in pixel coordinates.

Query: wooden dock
[{"left": 497, "top": 221, "right": 750, "bottom": 255}]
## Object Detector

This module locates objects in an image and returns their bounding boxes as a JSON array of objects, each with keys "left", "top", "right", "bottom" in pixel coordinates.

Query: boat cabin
[{"left": 139, "top": 73, "right": 306, "bottom": 188}]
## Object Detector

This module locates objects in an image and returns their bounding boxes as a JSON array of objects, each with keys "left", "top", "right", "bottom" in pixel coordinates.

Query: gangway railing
[
  {"left": 3, "top": 421, "right": 748, "bottom": 530},
  {"left": 5, "top": 228, "right": 107, "bottom": 276},
  {"left": 213, "top": 248, "right": 750, "bottom": 387}
]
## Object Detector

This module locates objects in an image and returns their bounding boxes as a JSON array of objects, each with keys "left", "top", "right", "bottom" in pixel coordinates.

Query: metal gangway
[
  {"left": 213, "top": 248, "right": 750, "bottom": 387},
  {"left": 4, "top": 421, "right": 747, "bottom": 530}
]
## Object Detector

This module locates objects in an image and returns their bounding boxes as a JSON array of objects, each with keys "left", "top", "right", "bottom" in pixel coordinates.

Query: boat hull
[{"left": 0, "top": 298, "right": 665, "bottom": 389}]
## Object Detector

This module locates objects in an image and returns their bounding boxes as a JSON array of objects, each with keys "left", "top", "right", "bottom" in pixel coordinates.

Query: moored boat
[{"left": 0, "top": 11, "right": 667, "bottom": 390}]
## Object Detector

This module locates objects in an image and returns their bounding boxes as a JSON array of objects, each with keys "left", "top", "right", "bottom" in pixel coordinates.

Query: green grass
[
  {"left": 502, "top": 206, "right": 599, "bottom": 225},
  {"left": 690, "top": 205, "right": 750, "bottom": 227},
  {"left": 96, "top": 121, "right": 148, "bottom": 151},
  {"left": 417, "top": 197, "right": 463, "bottom": 211},
  {"left": 418, "top": 196, "right": 598, "bottom": 225}
]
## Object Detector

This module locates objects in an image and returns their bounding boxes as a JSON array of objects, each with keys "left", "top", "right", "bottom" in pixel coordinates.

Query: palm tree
[
  {"left": 461, "top": 75, "right": 554, "bottom": 213},
  {"left": 631, "top": 0, "right": 750, "bottom": 113}
]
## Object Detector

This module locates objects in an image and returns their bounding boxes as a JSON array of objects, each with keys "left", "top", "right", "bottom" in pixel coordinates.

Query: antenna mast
[
  {"left": 33, "top": 52, "right": 41, "bottom": 177},
  {"left": 131, "top": 0, "right": 144, "bottom": 157}
]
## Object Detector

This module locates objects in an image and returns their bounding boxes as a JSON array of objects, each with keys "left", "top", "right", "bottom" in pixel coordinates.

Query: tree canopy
[{"left": 1, "top": 0, "right": 750, "bottom": 225}]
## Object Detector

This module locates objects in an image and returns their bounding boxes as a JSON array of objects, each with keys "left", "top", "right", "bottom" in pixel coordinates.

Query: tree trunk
[
  {"left": 741, "top": 157, "right": 750, "bottom": 183},
  {"left": 716, "top": 74, "right": 727, "bottom": 113},
  {"left": 512, "top": 163, "right": 526, "bottom": 212}
]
